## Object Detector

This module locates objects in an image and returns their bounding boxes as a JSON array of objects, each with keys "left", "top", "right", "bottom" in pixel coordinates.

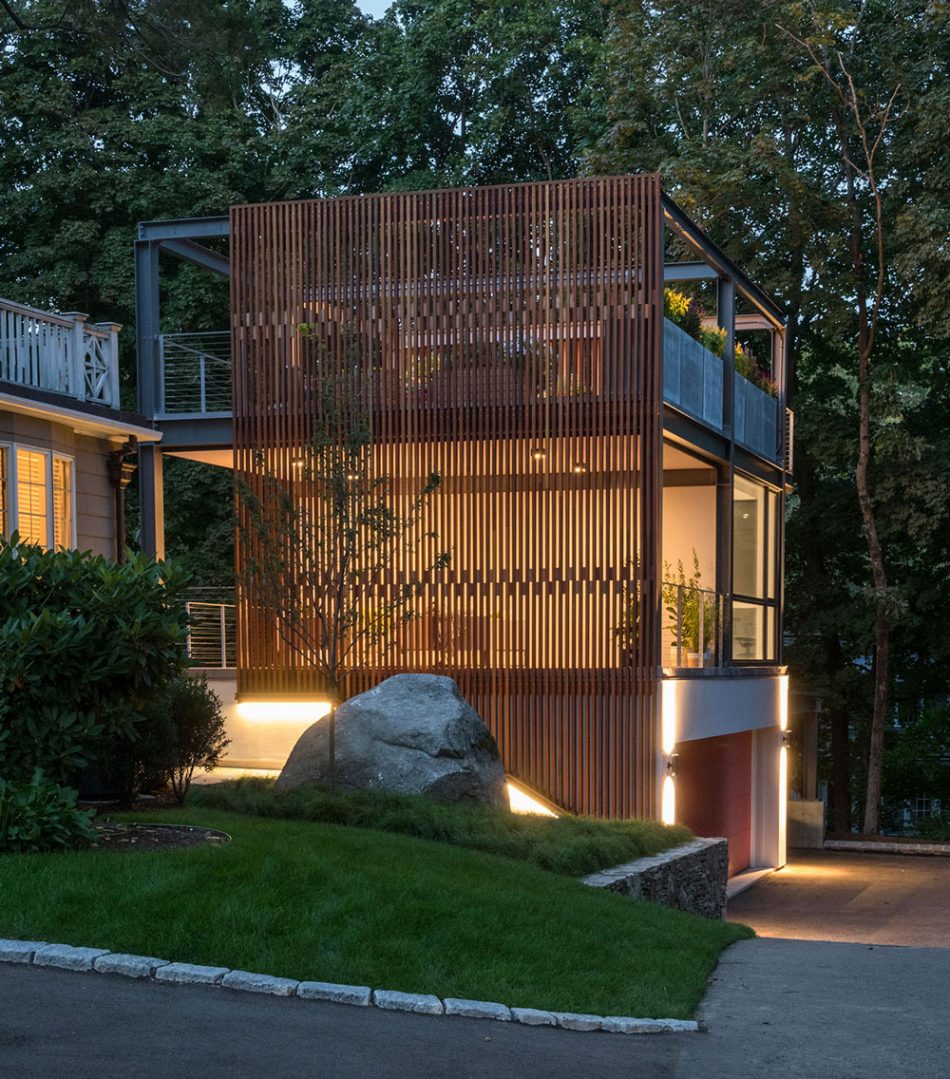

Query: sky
[{"left": 355, "top": 0, "right": 392, "bottom": 18}]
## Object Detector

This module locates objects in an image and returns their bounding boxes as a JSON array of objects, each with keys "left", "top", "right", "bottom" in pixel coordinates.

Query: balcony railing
[
  {"left": 661, "top": 582, "right": 723, "bottom": 669},
  {"left": 186, "top": 595, "right": 236, "bottom": 669},
  {"left": 159, "top": 332, "right": 231, "bottom": 416},
  {"left": 662, "top": 319, "right": 724, "bottom": 431},
  {"left": 155, "top": 322, "right": 783, "bottom": 465},
  {"left": 0, "top": 299, "right": 120, "bottom": 408}
]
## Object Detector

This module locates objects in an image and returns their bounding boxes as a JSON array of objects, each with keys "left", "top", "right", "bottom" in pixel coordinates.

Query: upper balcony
[
  {"left": 0, "top": 299, "right": 121, "bottom": 410},
  {"left": 155, "top": 318, "right": 786, "bottom": 465},
  {"left": 138, "top": 193, "right": 789, "bottom": 470}
]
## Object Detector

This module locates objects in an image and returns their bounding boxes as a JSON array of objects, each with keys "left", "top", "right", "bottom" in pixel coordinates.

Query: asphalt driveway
[{"left": 728, "top": 848, "right": 950, "bottom": 946}]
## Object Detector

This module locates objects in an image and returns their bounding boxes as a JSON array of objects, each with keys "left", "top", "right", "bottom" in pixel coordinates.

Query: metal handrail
[
  {"left": 185, "top": 599, "right": 236, "bottom": 669},
  {"left": 661, "top": 581, "right": 723, "bottom": 669},
  {"left": 159, "top": 331, "right": 231, "bottom": 416}
]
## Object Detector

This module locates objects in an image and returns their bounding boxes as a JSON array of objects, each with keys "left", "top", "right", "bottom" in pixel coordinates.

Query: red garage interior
[{"left": 676, "top": 731, "right": 753, "bottom": 876}]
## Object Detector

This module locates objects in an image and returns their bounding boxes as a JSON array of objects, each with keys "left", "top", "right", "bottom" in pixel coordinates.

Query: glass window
[
  {"left": 733, "top": 475, "right": 766, "bottom": 598},
  {"left": 732, "top": 474, "right": 780, "bottom": 662},
  {"left": 16, "top": 448, "right": 49, "bottom": 547},
  {"left": 53, "top": 456, "right": 73, "bottom": 549}
]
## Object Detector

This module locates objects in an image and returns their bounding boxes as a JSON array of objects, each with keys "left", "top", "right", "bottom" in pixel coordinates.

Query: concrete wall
[
  {"left": 202, "top": 671, "right": 316, "bottom": 771},
  {"left": 0, "top": 409, "right": 115, "bottom": 557},
  {"left": 660, "top": 672, "right": 788, "bottom": 871}
]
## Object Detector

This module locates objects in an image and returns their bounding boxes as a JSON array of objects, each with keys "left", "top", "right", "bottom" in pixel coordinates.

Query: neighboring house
[
  {"left": 0, "top": 299, "right": 158, "bottom": 558},
  {"left": 135, "top": 176, "right": 791, "bottom": 874}
]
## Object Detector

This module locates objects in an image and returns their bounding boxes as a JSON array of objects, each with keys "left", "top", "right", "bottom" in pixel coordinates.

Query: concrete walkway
[{"left": 728, "top": 848, "right": 950, "bottom": 946}]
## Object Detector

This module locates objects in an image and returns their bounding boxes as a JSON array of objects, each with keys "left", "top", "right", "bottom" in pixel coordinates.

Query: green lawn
[
  {"left": 190, "top": 778, "right": 694, "bottom": 875},
  {"left": 0, "top": 808, "right": 749, "bottom": 1017}
]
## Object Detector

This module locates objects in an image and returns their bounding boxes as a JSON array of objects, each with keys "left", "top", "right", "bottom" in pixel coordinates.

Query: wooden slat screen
[{"left": 231, "top": 176, "right": 663, "bottom": 817}]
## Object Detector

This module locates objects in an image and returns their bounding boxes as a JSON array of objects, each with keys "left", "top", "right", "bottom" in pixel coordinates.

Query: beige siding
[{"left": 0, "top": 408, "right": 116, "bottom": 558}]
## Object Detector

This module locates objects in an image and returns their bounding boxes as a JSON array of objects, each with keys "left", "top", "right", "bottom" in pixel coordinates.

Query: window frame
[
  {"left": 731, "top": 470, "right": 781, "bottom": 664},
  {"left": 0, "top": 441, "right": 77, "bottom": 550}
]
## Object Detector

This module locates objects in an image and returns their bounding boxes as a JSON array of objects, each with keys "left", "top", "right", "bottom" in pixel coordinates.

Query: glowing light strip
[{"left": 236, "top": 700, "right": 332, "bottom": 723}]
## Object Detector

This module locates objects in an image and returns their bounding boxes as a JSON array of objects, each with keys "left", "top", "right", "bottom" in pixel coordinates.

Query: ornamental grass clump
[{"left": 190, "top": 778, "right": 692, "bottom": 876}]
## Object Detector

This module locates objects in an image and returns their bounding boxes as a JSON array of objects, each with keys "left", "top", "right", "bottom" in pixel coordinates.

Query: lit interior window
[
  {"left": 16, "top": 448, "right": 49, "bottom": 547},
  {"left": 52, "top": 456, "right": 73, "bottom": 549}
]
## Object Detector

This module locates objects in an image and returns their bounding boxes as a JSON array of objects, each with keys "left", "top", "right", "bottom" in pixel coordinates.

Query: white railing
[
  {"left": 0, "top": 298, "right": 120, "bottom": 408},
  {"left": 186, "top": 597, "right": 236, "bottom": 669},
  {"left": 159, "top": 332, "right": 231, "bottom": 416}
]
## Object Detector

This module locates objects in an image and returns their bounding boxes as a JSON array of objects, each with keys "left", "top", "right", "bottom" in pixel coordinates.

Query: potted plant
[{"left": 662, "top": 552, "right": 718, "bottom": 667}]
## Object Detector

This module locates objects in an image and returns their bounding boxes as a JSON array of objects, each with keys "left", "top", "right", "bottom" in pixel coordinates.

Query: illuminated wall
[{"left": 231, "top": 177, "right": 664, "bottom": 816}]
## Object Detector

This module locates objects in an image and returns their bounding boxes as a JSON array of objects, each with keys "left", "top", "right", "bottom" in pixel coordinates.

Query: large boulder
[{"left": 275, "top": 674, "right": 509, "bottom": 810}]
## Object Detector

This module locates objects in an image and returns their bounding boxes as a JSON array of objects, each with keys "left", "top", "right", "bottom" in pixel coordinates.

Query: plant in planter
[{"left": 662, "top": 552, "right": 718, "bottom": 666}]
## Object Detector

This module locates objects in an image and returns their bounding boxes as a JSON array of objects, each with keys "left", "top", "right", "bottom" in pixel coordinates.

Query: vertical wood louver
[{"left": 231, "top": 176, "right": 663, "bottom": 817}]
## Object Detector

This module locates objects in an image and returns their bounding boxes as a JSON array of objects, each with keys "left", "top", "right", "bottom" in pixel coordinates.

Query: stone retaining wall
[{"left": 581, "top": 838, "right": 728, "bottom": 920}]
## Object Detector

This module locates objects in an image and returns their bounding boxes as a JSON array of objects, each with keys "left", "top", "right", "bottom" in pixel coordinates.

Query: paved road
[
  {"left": 0, "top": 964, "right": 686, "bottom": 1079},
  {"left": 729, "top": 848, "right": 950, "bottom": 946},
  {"left": 4, "top": 938, "right": 949, "bottom": 1079}
]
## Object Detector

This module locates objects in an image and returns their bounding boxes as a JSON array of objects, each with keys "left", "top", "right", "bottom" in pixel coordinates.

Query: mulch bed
[{"left": 91, "top": 822, "right": 231, "bottom": 853}]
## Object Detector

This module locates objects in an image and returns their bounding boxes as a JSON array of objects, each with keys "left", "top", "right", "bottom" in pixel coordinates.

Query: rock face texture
[{"left": 275, "top": 674, "right": 509, "bottom": 810}]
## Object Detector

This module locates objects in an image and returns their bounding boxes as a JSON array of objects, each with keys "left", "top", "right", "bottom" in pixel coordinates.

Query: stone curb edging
[{"left": 0, "top": 938, "right": 698, "bottom": 1036}]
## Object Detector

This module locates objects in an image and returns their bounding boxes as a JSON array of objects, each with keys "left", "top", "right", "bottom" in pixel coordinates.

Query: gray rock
[
  {"left": 94, "top": 954, "right": 169, "bottom": 979},
  {"left": 510, "top": 1007, "right": 557, "bottom": 1027},
  {"left": 443, "top": 998, "right": 511, "bottom": 1021},
  {"left": 554, "top": 1012, "right": 604, "bottom": 1032},
  {"left": 33, "top": 945, "right": 110, "bottom": 972},
  {"left": 0, "top": 939, "right": 47, "bottom": 964},
  {"left": 277, "top": 675, "right": 508, "bottom": 810},
  {"left": 155, "top": 963, "right": 230, "bottom": 986},
  {"left": 373, "top": 989, "right": 444, "bottom": 1015},
  {"left": 222, "top": 970, "right": 299, "bottom": 996},
  {"left": 297, "top": 981, "right": 372, "bottom": 1006}
]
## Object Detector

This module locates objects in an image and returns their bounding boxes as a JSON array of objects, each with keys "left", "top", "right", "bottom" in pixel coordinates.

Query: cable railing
[
  {"left": 186, "top": 592, "right": 236, "bottom": 669},
  {"left": 661, "top": 582, "right": 723, "bottom": 669},
  {"left": 159, "top": 332, "right": 231, "bottom": 416}
]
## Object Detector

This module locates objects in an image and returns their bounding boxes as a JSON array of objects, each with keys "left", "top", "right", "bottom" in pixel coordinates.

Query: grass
[
  {"left": 0, "top": 807, "right": 750, "bottom": 1017},
  {"left": 189, "top": 778, "right": 693, "bottom": 876}
]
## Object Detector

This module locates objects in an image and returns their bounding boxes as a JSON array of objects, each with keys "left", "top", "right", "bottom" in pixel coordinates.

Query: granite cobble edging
[
  {"left": 581, "top": 838, "right": 729, "bottom": 919},
  {"left": 0, "top": 937, "right": 699, "bottom": 1036}
]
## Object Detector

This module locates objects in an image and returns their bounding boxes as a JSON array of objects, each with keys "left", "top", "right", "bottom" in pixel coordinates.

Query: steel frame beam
[{"left": 159, "top": 238, "right": 229, "bottom": 277}]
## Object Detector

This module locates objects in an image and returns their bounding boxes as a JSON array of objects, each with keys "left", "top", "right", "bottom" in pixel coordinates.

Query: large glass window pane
[
  {"left": 53, "top": 456, "right": 73, "bottom": 549},
  {"left": 733, "top": 474, "right": 765, "bottom": 597},
  {"left": 16, "top": 448, "right": 48, "bottom": 547},
  {"left": 733, "top": 600, "right": 764, "bottom": 660}
]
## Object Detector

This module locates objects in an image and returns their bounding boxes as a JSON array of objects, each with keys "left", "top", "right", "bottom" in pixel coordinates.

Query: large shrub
[
  {"left": 0, "top": 770, "right": 97, "bottom": 853},
  {"left": 0, "top": 538, "right": 189, "bottom": 786}
]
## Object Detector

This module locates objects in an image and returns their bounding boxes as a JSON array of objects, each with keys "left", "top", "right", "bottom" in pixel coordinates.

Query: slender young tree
[{"left": 237, "top": 376, "right": 450, "bottom": 784}]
